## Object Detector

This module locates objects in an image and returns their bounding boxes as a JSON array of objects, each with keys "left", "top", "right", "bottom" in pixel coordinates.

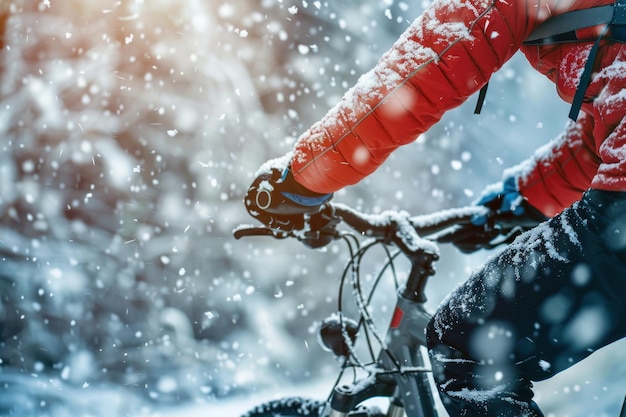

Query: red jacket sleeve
[
  {"left": 515, "top": 113, "right": 601, "bottom": 217},
  {"left": 290, "top": 0, "right": 543, "bottom": 193}
]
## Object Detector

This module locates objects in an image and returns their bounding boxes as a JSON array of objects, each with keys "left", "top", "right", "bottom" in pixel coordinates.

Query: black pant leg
[{"left": 426, "top": 190, "right": 626, "bottom": 417}]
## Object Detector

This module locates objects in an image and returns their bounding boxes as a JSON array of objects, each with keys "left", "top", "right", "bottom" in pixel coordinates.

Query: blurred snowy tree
[
  {"left": 0, "top": 0, "right": 338, "bottom": 405},
  {"left": 0, "top": 0, "right": 438, "bottom": 407},
  {"left": 0, "top": 0, "right": 589, "bottom": 414}
]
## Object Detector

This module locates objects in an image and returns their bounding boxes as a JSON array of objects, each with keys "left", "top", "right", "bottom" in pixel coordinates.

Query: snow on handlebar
[
  {"left": 331, "top": 203, "right": 489, "bottom": 254},
  {"left": 233, "top": 203, "right": 489, "bottom": 252},
  {"left": 331, "top": 203, "right": 437, "bottom": 254}
]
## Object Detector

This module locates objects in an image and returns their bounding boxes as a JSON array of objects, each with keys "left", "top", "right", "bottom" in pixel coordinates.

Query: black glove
[
  {"left": 244, "top": 162, "right": 333, "bottom": 233},
  {"left": 442, "top": 177, "right": 547, "bottom": 253}
]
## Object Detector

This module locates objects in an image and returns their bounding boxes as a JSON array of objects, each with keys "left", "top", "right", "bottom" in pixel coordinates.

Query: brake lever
[
  {"left": 233, "top": 225, "right": 291, "bottom": 240},
  {"left": 233, "top": 208, "right": 342, "bottom": 247}
]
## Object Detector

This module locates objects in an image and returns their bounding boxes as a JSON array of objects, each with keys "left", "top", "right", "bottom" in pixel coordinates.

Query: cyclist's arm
[
  {"left": 289, "top": 0, "right": 557, "bottom": 194},
  {"left": 513, "top": 113, "right": 601, "bottom": 217}
]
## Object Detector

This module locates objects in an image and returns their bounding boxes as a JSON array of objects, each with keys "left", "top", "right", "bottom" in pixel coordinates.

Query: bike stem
[{"left": 401, "top": 251, "right": 438, "bottom": 304}]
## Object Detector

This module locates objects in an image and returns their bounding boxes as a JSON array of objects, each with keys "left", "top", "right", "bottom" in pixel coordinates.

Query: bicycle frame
[
  {"left": 234, "top": 204, "right": 488, "bottom": 417},
  {"left": 237, "top": 201, "right": 626, "bottom": 417},
  {"left": 325, "top": 249, "right": 439, "bottom": 417}
]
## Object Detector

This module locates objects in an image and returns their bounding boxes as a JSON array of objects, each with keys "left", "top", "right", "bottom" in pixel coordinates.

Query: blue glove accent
[
  {"left": 280, "top": 168, "right": 332, "bottom": 207},
  {"left": 501, "top": 176, "right": 525, "bottom": 216},
  {"left": 472, "top": 176, "right": 524, "bottom": 225},
  {"left": 471, "top": 213, "right": 490, "bottom": 226},
  {"left": 281, "top": 191, "right": 333, "bottom": 207}
]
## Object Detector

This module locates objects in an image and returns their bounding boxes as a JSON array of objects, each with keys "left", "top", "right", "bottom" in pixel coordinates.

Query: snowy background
[{"left": 0, "top": 0, "right": 623, "bottom": 416}]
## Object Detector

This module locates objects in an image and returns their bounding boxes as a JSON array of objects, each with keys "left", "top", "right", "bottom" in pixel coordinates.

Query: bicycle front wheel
[{"left": 241, "top": 396, "right": 387, "bottom": 417}]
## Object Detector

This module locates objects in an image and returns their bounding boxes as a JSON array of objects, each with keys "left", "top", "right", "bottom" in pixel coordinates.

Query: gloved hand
[
  {"left": 442, "top": 176, "right": 547, "bottom": 253},
  {"left": 244, "top": 158, "right": 333, "bottom": 233}
]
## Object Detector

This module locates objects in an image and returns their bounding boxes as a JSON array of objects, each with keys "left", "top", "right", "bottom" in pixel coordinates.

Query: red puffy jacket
[{"left": 289, "top": 0, "right": 626, "bottom": 217}]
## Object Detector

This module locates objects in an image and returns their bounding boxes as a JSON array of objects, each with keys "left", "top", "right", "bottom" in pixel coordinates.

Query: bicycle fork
[
  {"left": 326, "top": 250, "right": 440, "bottom": 417},
  {"left": 379, "top": 296, "right": 438, "bottom": 417},
  {"left": 324, "top": 296, "right": 437, "bottom": 417}
]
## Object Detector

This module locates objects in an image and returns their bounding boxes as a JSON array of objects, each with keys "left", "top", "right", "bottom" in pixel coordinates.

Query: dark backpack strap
[
  {"left": 524, "top": 0, "right": 626, "bottom": 45},
  {"left": 523, "top": 0, "right": 626, "bottom": 120},
  {"left": 476, "top": 0, "right": 626, "bottom": 117},
  {"left": 615, "top": 0, "right": 626, "bottom": 24},
  {"left": 474, "top": 83, "right": 489, "bottom": 114},
  {"left": 524, "top": 5, "right": 614, "bottom": 45},
  {"left": 568, "top": 30, "right": 607, "bottom": 120},
  {"left": 569, "top": 0, "right": 626, "bottom": 120}
]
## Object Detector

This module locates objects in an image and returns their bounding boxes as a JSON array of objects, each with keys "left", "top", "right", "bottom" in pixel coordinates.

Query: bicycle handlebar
[
  {"left": 331, "top": 203, "right": 488, "bottom": 238},
  {"left": 233, "top": 203, "right": 490, "bottom": 250}
]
